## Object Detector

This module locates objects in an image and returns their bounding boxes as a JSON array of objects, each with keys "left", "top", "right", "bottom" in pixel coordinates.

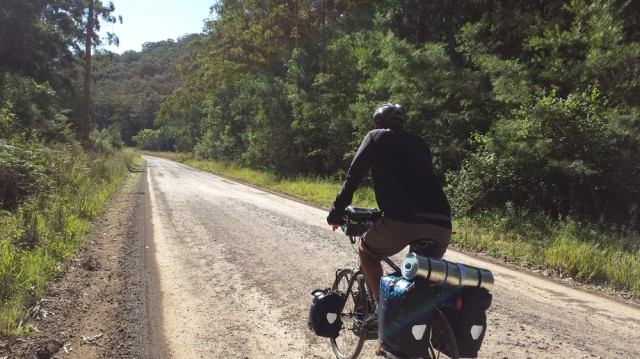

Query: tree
[
  {"left": 0, "top": 0, "right": 120, "bottom": 144},
  {"left": 93, "top": 0, "right": 640, "bottom": 230},
  {"left": 81, "top": 0, "right": 120, "bottom": 145},
  {"left": 81, "top": 0, "right": 94, "bottom": 146},
  {"left": 449, "top": 87, "right": 640, "bottom": 226},
  {"left": 94, "top": 36, "right": 198, "bottom": 147}
]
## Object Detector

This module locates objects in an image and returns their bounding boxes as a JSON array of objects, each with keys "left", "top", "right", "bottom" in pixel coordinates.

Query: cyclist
[{"left": 327, "top": 103, "right": 452, "bottom": 327}]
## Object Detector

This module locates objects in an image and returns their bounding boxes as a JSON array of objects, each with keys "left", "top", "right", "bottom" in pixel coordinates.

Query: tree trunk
[{"left": 81, "top": 0, "right": 94, "bottom": 147}]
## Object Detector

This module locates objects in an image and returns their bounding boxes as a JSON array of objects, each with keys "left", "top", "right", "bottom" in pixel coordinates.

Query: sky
[{"left": 99, "top": 0, "right": 215, "bottom": 53}]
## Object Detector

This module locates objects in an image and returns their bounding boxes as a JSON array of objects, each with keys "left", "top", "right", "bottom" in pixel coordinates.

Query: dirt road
[
  {"left": 2, "top": 155, "right": 639, "bottom": 359},
  {"left": 142, "top": 156, "right": 640, "bottom": 358}
]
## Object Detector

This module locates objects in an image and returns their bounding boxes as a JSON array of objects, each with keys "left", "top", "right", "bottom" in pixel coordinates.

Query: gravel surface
[{"left": 2, "top": 155, "right": 640, "bottom": 359}]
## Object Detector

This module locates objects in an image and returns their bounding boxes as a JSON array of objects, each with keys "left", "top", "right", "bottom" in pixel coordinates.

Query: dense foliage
[
  {"left": 1, "top": 0, "right": 119, "bottom": 142},
  {"left": 0, "top": 0, "right": 136, "bottom": 332},
  {"left": 93, "top": 36, "right": 201, "bottom": 150},
  {"left": 5, "top": 0, "right": 637, "bottom": 228},
  {"left": 105, "top": 0, "right": 638, "bottom": 228}
]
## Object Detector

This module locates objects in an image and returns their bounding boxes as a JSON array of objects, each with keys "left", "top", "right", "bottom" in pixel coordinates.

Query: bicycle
[{"left": 330, "top": 206, "right": 460, "bottom": 359}]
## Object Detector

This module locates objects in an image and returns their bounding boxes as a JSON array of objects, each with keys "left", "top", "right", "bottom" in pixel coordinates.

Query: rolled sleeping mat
[{"left": 401, "top": 252, "right": 494, "bottom": 292}]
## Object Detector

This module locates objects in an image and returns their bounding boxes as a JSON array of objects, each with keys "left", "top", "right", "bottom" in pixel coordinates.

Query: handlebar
[
  {"left": 340, "top": 206, "right": 382, "bottom": 239},
  {"left": 342, "top": 206, "right": 382, "bottom": 222}
]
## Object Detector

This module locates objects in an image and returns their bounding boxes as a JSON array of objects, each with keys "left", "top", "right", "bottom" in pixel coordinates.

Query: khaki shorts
[{"left": 361, "top": 214, "right": 451, "bottom": 260}]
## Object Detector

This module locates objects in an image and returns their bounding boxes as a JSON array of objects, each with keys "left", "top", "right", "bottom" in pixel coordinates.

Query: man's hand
[
  {"left": 331, "top": 224, "right": 340, "bottom": 231},
  {"left": 327, "top": 208, "right": 345, "bottom": 227}
]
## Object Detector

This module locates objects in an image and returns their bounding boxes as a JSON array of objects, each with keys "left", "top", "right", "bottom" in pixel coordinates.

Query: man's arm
[{"left": 327, "top": 132, "right": 375, "bottom": 225}]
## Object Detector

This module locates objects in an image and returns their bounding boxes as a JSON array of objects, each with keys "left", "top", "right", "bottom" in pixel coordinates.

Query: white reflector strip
[
  {"left": 326, "top": 313, "right": 337, "bottom": 324},
  {"left": 470, "top": 325, "right": 484, "bottom": 340},
  {"left": 412, "top": 324, "right": 427, "bottom": 340}
]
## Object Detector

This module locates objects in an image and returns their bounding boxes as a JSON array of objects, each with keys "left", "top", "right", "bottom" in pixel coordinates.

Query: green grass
[
  {"left": 454, "top": 214, "right": 640, "bottom": 296},
  {"left": 148, "top": 152, "right": 640, "bottom": 298},
  {"left": 544, "top": 231, "right": 640, "bottom": 293},
  {"left": 0, "top": 146, "right": 136, "bottom": 334}
]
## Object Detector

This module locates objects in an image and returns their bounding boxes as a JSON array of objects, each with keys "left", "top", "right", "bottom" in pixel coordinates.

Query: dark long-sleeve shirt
[{"left": 329, "top": 126, "right": 451, "bottom": 226}]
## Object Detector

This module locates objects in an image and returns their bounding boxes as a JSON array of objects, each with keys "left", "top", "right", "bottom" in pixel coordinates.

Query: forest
[
  {"left": 0, "top": 0, "right": 136, "bottom": 330},
  {"left": 1, "top": 0, "right": 640, "bottom": 324},
  {"left": 93, "top": 0, "right": 639, "bottom": 229}
]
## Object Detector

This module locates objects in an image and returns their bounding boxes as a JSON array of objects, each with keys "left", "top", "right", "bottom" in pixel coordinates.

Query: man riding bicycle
[{"left": 327, "top": 103, "right": 452, "bottom": 327}]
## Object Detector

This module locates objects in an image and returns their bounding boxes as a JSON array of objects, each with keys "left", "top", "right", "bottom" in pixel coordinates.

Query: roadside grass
[
  {"left": 455, "top": 214, "right": 640, "bottom": 296},
  {"left": 146, "top": 152, "right": 640, "bottom": 297},
  {"left": 0, "top": 145, "right": 137, "bottom": 334}
]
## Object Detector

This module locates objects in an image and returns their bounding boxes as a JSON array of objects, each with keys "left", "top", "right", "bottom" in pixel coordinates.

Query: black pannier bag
[
  {"left": 437, "top": 287, "right": 492, "bottom": 358},
  {"left": 379, "top": 275, "right": 436, "bottom": 358},
  {"left": 307, "top": 289, "right": 346, "bottom": 338}
]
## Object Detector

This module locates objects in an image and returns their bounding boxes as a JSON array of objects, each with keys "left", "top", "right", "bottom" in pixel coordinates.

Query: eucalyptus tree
[
  {"left": 165, "top": 0, "right": 377, "bottom": 171},
  {"left": 0, "top": 0, "right": 120, "bottom": 143},
  {"left": 161, "top": 0, "right": 640, "bottom": 226}
]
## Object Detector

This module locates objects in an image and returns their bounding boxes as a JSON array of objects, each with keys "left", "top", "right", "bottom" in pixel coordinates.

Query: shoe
[{"left": 364, "top": 308, "right": 378, "bottom": 330}]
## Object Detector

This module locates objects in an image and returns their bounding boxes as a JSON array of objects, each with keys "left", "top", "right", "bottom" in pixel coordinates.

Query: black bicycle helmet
[{"left": 372, "top": 103, "right": 406, "bottom": 127}]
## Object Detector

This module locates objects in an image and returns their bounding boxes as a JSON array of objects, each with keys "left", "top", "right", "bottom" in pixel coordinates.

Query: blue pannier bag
[
  {"left": 379, "top": 275, "right": 436, "bottom": 358},
  {"left": 308, "top": 289, "right": 346, "bottom": 338}
]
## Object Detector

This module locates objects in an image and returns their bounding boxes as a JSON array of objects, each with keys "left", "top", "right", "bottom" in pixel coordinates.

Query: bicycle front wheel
[
  {"left": 428, "top": 310, "right": 460, "bottom": 359},
  {"left": 330, "top": 268, "right": 368, "bottom": 359}
]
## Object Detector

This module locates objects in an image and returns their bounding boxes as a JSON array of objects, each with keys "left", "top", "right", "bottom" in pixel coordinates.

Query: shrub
[
  {"left": 449, "top": 87, "right": 640, "bottom": 228},
  {"left": 0, "top": 141, "right": 55, "bottom": 211}
]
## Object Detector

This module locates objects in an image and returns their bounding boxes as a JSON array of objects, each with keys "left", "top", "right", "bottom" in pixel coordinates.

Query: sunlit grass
[
  {"left": 545, "top": 235, "right": 640, "bottom": 294},
  {"left": 455, "top": 215, "right": 640, "bottom": 295}
]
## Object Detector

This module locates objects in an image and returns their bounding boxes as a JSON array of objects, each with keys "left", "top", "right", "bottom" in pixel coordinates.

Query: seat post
[{"left": 409, "top": 239, "right": 435, "bottom": 256}]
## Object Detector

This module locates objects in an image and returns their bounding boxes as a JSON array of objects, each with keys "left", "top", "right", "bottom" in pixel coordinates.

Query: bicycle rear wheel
[
  {"left": 331, "top": 268, "right": 368, "bottom": 359},
  {"left": 428, "top": 310, "right": 460, "bottom": 359}
]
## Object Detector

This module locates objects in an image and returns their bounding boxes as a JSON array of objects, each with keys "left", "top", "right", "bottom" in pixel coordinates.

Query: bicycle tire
[
  {"left": 330, "top": 268, "right": 369, "bottom": 359},
  {"left": 428, "top": 310, "right": 460, "bottom": 359}
]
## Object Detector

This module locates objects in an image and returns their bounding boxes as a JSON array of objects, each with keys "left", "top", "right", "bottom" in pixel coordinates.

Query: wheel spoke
[
  {"left": 330, "top": 269, "right": 368, "bottom": 359},
  {"left": 428, "top": 310, "right": 459, "bottom": 359}
]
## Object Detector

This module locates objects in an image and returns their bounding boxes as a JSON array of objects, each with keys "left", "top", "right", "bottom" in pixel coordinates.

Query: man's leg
[{"left": 358, "top": 242, "right": 383, "bottom": 302}]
